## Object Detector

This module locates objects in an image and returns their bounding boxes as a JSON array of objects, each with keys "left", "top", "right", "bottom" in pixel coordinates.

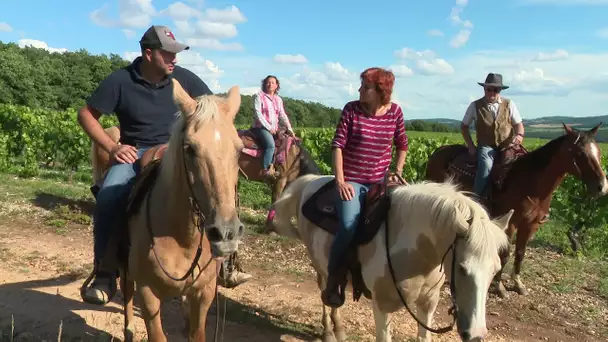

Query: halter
[{"left": 143, "top": 118, "right": 229, "bottom": 342}]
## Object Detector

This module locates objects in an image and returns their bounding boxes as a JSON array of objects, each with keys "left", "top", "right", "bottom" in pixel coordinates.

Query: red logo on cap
[{"left": 165, "top": 30, "right": 176, "bottom": 40}]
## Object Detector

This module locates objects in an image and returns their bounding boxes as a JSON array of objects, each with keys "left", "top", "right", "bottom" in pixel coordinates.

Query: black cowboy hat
[{"left": 477, "top": 73, "right": 509, "bottom": 90}]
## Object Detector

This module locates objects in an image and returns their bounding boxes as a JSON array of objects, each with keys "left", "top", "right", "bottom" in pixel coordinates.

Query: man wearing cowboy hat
[{"left": 460, "top": 72, "right": 525, "bottom": 198}]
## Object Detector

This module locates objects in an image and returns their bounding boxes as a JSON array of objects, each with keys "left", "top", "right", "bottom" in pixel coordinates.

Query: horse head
[
  {"left": 166, "top": 79, "right": 245, "bottom": 258},
  {"left": 560, "top": 122, "right": 608, "bottom": 197}
]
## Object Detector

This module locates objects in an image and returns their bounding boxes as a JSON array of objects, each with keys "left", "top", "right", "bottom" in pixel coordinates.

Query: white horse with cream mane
[{"left": 267, "top": 174, "right": 513, "bottom": 342}]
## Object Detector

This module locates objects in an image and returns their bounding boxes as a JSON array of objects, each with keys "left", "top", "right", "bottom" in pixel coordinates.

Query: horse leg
[
  {"left": 186, "top": 284, "right": 215, "bottom": 342},
  {"left": 330, "top": 307, "right": 347, "bottom": 341},
  {"left": 492, "top": 222, "right": 516, "bottom": 298},
  {"left": 317, "top": 272, "right": 337, "bottom": 342},
  {"left": 415, "top": 289, "right": 440, "bottom": 342},
  {"left": 138, "top": 284, "right": 166, "bottom": 342},
  {"left": 511, "top": 223, "right": 536, "bottom": 296},
  {"left": 372, "top": 299, "right": 392, "bottom": 342},
  {"left": 119, "top": 268, "right": 135, "bottom": 341}
]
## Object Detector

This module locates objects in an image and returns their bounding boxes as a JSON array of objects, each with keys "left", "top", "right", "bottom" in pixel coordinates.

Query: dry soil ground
[{"left": 0, "top": 174, "right": 606, "bottom": 341}]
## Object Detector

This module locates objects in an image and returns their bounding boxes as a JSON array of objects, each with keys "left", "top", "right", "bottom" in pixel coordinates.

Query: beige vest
[{"left": 474, "top": 97, "right": 513, "bottom": 148}]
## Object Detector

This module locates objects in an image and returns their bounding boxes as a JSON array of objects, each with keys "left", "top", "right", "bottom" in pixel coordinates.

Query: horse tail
[{"left": 267, "top": 174, "right": 321, "bottom": 238}]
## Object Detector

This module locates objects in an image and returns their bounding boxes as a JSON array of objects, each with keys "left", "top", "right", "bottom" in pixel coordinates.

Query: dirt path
[{"left": 0, "top": 213, "right": 605, "bottom": 341}]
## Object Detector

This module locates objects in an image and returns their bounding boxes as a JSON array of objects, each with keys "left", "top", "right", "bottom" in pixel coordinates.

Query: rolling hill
[{"left": 414, "top": 115, "right": 608, "bottom": 142}]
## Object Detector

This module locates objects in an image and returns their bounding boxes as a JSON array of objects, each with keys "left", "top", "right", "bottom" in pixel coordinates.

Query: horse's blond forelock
[
  {"left": 389, "top": 179, "right": 509, "bottom": 260},
  {"left": 160, "top": 94, "right": 225, "bottom": 188}
]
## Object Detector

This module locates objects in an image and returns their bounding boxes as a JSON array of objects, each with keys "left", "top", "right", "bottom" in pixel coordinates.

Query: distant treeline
[{"left": 0, "top": 41, "right": 454, "bottom": 132}]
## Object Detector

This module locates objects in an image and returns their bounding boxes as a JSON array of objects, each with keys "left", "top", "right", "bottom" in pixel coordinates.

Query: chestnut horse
[
  {"left": 425, "top": 123, "right": 607, "bottom": 298},
  {"left": 86, "top": 80, "right": 245, "bottom": 341}
]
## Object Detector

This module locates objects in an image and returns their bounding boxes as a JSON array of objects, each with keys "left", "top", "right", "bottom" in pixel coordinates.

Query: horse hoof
[
  {"left": 491, "top": 282, "right": 508, "bottom": 299},
  {"left": 334, "top": 329, "right": 347, "bottom": 341},
  {"left": 322, "top": 331, "right": 338, "bottom": 342},
  {"left": 515, "top": 285, "right": 529, "bottom": 296}
]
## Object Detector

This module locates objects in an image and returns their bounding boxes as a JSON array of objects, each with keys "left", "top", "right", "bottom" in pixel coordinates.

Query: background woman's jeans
[{"left": 251, "top": 127, "right": 275, "bottom": 169}]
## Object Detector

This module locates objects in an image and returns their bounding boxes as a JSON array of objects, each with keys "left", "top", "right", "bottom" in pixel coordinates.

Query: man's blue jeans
[
  {"left": 473, "top": 145, "right": 498, "bottom": 196},
  {"left": 93, "top": 148, "right": 149, "bottom": 264},
  {"left": 251, "top": 127, "right": 275, "bottom": 169},
  {"left": 328, "top": 182, "right": 371, "bottom": 272}
]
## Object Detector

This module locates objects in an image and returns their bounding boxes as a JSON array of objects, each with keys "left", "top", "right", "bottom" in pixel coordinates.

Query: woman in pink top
[
  {"left": 322, "top": 67, "right": 409, "bottom": 308},
  {"left": 251, "top": 75, "right": 295, "bottom": 179}
]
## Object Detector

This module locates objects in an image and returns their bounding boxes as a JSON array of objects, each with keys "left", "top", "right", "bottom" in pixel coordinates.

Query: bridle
[
  {"left": 384, "top": 206, "right": 462, "bottom": 334},
  {"left": 143, "top": 127, "right": 230, "bottom": 342}
]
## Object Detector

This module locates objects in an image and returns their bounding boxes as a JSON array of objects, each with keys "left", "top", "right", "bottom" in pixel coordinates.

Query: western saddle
[{"left": 301, "top": 173, "right": 408, "bottom": 303}]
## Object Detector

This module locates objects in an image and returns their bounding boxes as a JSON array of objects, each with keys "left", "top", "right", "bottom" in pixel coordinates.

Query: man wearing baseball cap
[{"left": 78, "top": 25, "right": 252, "bottom": 305}]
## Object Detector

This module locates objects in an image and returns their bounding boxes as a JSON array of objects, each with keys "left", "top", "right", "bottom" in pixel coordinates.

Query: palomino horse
[
  {"left": 425, "top": 123, "right": 608, "bottom": 298},
  {"left": 268, "top": 174, "right": 512, "bottom": 342},
  {"left": 88, "top": 79, "right": 245, "bottom": 341}
]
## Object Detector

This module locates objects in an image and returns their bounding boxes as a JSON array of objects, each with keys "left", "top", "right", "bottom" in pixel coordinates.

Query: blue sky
[{"left": 1, "top": 0, "right": 607, "bottom": 121}]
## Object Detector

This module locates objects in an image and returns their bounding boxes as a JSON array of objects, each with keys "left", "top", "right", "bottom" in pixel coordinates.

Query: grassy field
[{"left": 0, "top": 169, "right": 606, "bottom": 341}]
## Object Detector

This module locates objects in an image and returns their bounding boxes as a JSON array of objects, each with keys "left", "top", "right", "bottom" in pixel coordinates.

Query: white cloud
[
  {"left": 160, "top": 2, "right": 202, "bottom": 21},
  {"left": 18, "top": 39, "right": 68, "bottom": 54},
  {"left": 195, "top": 21, "right": 238, "bottom": 39},
  {"left": 203, "top": 5, "right": 247, "bottom": 24},
  {"left": 427, "top": 29, "right": 444, "bottom": 37},
  {"left": 390, "top": 64, "right": 414, "bottom": 77},
  {"left": 416, "top": 59, "right": 455, "bottom": 75},
  {"left": 532, "top": 49, "right": 569, "bottom": 61},
  {"left": 274, "top": 54, "right": 308, "bottom": 64},
  {"left": 450, "top": 29, "right": 471, "bottom": 48},
  {"left": 122, "top": 29, "right": 136, "bottom": 39},
  {"left": 0, "top": 22, "right": 12, "bottom": 32},
  {"left": 394, "top": 47, "right": 435, "bottom": 60},
  {"left": 324, "top": 62, "right": 352, "bottom": 81},
  {"left": 597, "top": 28, "right": 608, "bottom": 38},
  {"left": 91, "top": 0, "right": 156, "bottom": 29},
  {"left": 185, "top": 38, "right": 243, "bottom": 51},
  {"left": 447, "top": 0, "right": 473, "bottom": 48}
]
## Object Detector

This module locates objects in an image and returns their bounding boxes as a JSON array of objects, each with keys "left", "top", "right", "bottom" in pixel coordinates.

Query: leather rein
[
  {"left": 384, "top": 175, "right": 460, "bottom": 334},
  {"left": 143, "top": 132, "right": 227, "bottom": 342}
]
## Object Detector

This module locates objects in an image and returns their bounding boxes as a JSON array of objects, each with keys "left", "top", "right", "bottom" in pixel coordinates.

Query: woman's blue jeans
[
  {"left": 251, "top": 127, "right": 275, "bottom": 169},
  {"left": 328, "top": 182, "right": 372, "bottom": 272}
]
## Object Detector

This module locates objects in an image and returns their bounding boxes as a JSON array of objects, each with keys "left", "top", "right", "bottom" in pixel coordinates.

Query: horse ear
[
  {"left": 492, "top": 209, "right": 514, "bottom": 231},
  {"left": 225, "top": 85, "right": 241, "bottom": 120},
  {"left": 172, "top": 79, "right": 197, "bottom": 115},
  {"left": 589, "top": 122, "right": 603, "bottom": 135},
  {"left": 562, "top": 122, "right": 574, "bottom": 134}
]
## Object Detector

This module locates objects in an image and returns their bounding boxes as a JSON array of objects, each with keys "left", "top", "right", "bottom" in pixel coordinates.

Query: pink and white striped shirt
[
  {"left": 332, "top": 101, "right": 408, "bottom": 184},
  {"left": 252, "top": 91, "right": 293, "bottom": 132}
]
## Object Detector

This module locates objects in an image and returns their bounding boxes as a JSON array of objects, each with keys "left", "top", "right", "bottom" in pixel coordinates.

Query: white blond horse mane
[
  {"left": 272, "top": 174, "right": 509, "bottom": 260},
  {"left": 159, "top": 94, "right": 225, "bottom": 185},
  {"left": 388, "top": 179, "right": 510, "bottom": 259}
]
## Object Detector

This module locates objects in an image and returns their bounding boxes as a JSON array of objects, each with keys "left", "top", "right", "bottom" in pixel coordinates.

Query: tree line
[{"left": 0, "top": 41, "right": 455, "bottom": 131}]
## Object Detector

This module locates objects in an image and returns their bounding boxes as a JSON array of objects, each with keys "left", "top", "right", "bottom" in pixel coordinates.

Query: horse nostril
[
  {"left": 460, "top": 331, "right": 471, "bottom": 340},
  {"left": 207, "top": 226, "right": 223, "bottom": 242},
  {"left": 238, "top": 224, "right": 244, "bottom": 237}
]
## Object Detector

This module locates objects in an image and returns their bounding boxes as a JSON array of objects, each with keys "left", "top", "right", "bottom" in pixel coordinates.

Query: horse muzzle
[{"left": 205, "top": 216, "right": 244, "bottom": 258}]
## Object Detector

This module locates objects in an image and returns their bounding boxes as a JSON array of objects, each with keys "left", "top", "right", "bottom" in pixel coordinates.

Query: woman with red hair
[{"left": 322, "top": 67, "right": 409, "bottom": 308}]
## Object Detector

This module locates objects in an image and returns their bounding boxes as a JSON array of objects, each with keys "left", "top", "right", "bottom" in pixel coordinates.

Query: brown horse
[
  {"left": 236, "top": 128, "right": 321, "bottom": 225},
  {"left": 87, "top": 79, "right": 245, "bottom": 341},
  {"left": 425, "top": 123, "right": 608, "bottom": 298}
]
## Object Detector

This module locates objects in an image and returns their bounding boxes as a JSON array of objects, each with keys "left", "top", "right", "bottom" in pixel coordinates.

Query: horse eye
[
  {"left": 459, "top": 264, "right": 467, "bottom": 275},
  {"left": 184, "top": 144, "right": 196, "bottom": 157}
]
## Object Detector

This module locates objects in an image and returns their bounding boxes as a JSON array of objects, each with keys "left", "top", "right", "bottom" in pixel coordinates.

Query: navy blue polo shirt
[{"left": 87, "top": 57, "right": 213, "bottom": 147}]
